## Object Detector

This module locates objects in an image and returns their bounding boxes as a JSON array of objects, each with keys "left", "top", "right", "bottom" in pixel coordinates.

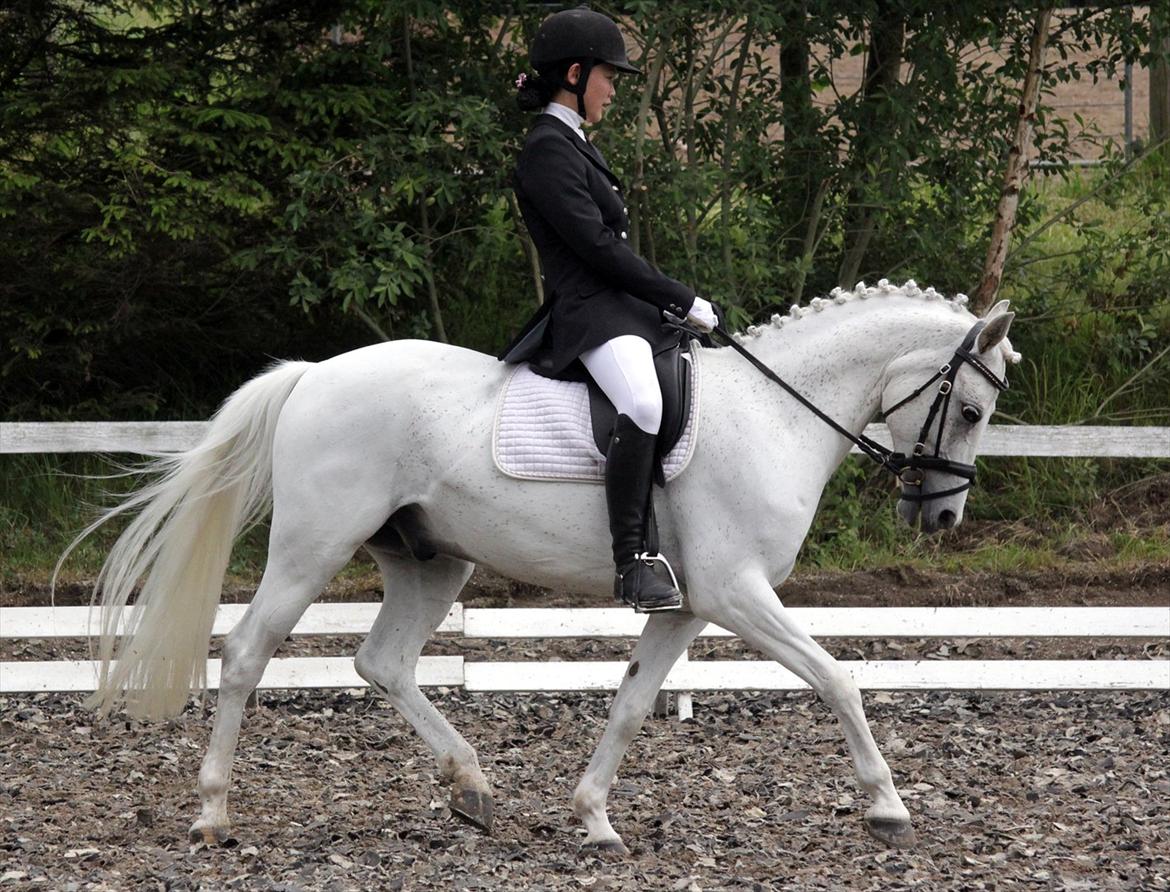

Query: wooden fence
[
  {"left": 2, "top": 605, "right": 1167, "bottom": 697},
  {"left": 3, "top": 421, "right": 1169, "bottom": 457},
  {"left": 2, "top": 422, "right": 1168, "bottom": 707}
]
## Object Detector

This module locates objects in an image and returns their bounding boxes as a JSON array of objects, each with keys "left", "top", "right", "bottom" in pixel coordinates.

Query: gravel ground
[
  {"left": 4, "top": 559, "right": 1167, "bottom": 890},
  {"left": 2, "top": 686, "right": 1168, "bottom": 891}
]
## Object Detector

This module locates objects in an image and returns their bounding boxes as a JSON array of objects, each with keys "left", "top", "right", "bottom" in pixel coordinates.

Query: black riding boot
[{"left": 605, "top": 414, "right": 683, "bottom": 612}]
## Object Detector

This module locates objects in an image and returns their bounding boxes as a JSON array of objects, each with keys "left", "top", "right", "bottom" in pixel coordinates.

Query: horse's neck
[{"left": 734, "top": 296, "right": 970, "bottom": 451}]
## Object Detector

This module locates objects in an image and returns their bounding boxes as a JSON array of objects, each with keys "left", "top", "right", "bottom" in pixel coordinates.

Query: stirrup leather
[{"left": 635, "top": 552, "right": 681, "bottom": 592}]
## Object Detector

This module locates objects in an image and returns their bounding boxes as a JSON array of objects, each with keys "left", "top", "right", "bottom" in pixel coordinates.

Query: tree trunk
[
  {"left": 721, "top": 19, "right": 755, "bottom": 294},
  {"left": 776, "top": 1, "right": 818, "bottom": 274},
  {"left": 970, "top": 7, "right": 1054, "bottom": 315},
  {"left": 509, "top": 194, "right": 543, "bottom": 307},
  {"left": 791, "top": 178, "right": 828, "bottom": 305},
  {"left": 836, "top": 2, "right": 905, "bottom": 290},
  {"left": 681, "top": 28, "right": 699, "bottom": 280},
  {"left": 1151, "top": 14, "right": 1170, "bottom": 160},
  {"left": 403, "top": 14, "right": 448, "bottom": 342},
  {"left": 630, "top": 24, "right": 669, "bottom": 257}
]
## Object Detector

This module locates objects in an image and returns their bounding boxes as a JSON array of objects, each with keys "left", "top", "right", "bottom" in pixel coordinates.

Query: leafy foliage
[
  {"left": 3, "top": 1, "right": 1164, "bottom": 421},
  {"left": 1, "top": 3, "right": 1166, "bottom": 551}
]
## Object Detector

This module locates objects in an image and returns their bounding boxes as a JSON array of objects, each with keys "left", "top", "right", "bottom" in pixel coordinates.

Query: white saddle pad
[{"left": 493, "top": 345, "right": 701, "bottom": 484}]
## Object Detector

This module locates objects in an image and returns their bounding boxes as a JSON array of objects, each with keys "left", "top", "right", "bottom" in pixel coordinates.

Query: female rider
[{"left": 500, "top": 7, "right": 718, "bottom": 612}]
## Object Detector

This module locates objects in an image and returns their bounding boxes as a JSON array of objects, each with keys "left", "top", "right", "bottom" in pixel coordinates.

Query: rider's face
[{"left": 566, "top": 62, "right": 617, "bottom": 125}]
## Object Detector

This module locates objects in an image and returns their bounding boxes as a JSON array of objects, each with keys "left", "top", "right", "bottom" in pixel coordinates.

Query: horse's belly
[{"left": 421, "top": 476, "right": 618, "bottom": 595}]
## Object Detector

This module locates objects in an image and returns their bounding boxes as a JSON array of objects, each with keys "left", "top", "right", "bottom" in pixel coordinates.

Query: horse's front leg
[
  {"left": 696, "top": 571, "right": 915, "bottom": 848},
  {"left": 574, "top": 611, "right": 708, "bottom": 853}
]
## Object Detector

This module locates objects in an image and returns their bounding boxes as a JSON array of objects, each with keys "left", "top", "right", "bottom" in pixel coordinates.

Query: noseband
[
  {"left": 880, "top": 321, "right": 1010, "bottom": 502},
  {"left": 710, "top": 319, "right": 1009, "bottom": 504}
]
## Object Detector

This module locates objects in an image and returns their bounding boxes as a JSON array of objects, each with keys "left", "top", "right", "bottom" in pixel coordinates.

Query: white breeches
[{"left": 580, "top": 335, "right": 662, "bottom": 435}]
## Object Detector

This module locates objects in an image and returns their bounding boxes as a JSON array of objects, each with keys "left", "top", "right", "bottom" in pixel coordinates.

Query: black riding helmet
[{"left": 530, "top": 6, "right": 640, "bottom": 116}]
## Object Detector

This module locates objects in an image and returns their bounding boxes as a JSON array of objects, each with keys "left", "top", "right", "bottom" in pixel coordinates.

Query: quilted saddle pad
[{"left": 492, "top": 348, "right": 701, "bottom": 484}]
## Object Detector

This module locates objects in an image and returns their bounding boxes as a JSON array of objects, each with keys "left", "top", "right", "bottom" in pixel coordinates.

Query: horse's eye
[{"left": 961, "top": 404, "right": 983, "bottom": 423}]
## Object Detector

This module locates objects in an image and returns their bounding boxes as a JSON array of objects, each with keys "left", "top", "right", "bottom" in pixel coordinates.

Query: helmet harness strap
[{"left": 563, "top": 59, "right": 595, "bottom": 118}]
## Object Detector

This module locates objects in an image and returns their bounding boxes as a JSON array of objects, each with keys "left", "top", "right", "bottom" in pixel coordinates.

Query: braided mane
[{"left": 734, "top": 279, "right": 1021, "bottom": 364}]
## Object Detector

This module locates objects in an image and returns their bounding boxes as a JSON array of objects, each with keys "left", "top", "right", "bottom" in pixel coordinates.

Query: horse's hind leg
[
  {"left": 190, "top": 536, "right": 355, "bottom": 844},
  {"left": 695, "top": 571, "right": 915, "bottom": 848},
  {"left": 354, "top": 549, "right": 492, "bottom": 830}
]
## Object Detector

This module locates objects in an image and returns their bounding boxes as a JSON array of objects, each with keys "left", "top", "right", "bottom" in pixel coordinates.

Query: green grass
[{"left": 4, "top": 451, "right": 1166, "bottom": 595}]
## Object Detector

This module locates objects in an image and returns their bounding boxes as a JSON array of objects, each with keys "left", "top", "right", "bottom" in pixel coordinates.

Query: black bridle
[{"left": 711, "top": 320, "right": 1010, "bottom": 504}]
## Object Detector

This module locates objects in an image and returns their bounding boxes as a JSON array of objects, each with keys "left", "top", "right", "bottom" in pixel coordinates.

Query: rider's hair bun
[{"left": 515, "top": 63, "right": 572, "bottom": 112}]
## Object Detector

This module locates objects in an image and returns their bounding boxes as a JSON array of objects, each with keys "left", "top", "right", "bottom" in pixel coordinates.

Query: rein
[{"left": 709, "top": 320, "right": 1009, "bottom": 503}]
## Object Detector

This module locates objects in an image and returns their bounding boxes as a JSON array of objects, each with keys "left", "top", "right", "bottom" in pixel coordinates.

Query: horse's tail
[{"left": 59, "top": 360, "right": 314, "bottom": 721}]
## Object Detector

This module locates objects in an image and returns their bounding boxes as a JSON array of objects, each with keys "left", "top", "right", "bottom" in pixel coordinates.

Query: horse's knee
[
  {"left": 354, "top": 649, "right": 387, "bottom": 691},
  {"left": 818, "top": 663, "right": 862, "bottom": 711},
  {"left": 573, "top": 778, "right": 606, "bottom": 818}
]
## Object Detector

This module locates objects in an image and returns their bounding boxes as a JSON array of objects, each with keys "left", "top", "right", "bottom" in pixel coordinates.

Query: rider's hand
[{"left": 686, "top": 296, "right": 717, "bottom": 332}]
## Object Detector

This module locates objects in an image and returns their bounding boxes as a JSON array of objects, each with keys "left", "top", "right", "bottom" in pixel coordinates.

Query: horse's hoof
[
  {"left": 189, "top": 822, "right": 234, "bottom": 846},
  {"left": 866, "top": 816, "right": 917, "bottom": 848},
  {"left": 450, "top": 788, "right": 494, "bottom": 833},
  {"left": 579, "top": 839, "right": 630, "bottom": 857}
]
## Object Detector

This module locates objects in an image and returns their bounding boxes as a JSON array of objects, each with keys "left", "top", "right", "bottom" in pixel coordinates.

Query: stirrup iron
[{"left": 624, "top": 552, "right": 683, "bottom": 613}]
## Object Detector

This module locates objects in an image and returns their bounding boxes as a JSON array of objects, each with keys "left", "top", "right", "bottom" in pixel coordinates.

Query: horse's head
[{"left": 883, "top": 300, "right": 1021, "bottom": 533}]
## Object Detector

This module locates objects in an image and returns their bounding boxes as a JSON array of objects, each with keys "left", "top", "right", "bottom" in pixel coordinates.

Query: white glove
[{"left": 686, "top": 296, "right": 717, "bottom": 332}]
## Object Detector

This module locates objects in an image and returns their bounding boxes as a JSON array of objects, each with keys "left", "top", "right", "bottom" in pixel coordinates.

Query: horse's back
[{"left": 271, "top": 340, "right": 506, "bottom": 491}]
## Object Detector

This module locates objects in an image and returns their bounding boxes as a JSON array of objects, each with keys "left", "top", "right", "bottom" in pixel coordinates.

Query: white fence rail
[
  {"left": 3, "top": 421, "right": 1169, "bottom": 457},
  {"left": 2, "top": 423, "right": 1167, "bottom": 704},
  {"left": 2, "top": 606, "right": 1167, "bottom": 695}
]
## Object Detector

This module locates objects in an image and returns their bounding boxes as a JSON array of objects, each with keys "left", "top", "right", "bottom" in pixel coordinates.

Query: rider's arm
[{"left": 516, "top": 132, "right": 695, "bottom": 318}]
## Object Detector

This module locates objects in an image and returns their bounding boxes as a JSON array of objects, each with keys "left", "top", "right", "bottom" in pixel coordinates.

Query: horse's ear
[
  {"left": 985, "top": 299, "right": 1011, "bottom": 319},
  {"left": 977, "top": 310, "right": 1015, "bottom": 354}
]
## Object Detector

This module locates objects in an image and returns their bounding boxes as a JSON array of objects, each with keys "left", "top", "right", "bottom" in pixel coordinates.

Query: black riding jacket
[{"left": 503, "top": 114, "right": 695, "bottom": 378}]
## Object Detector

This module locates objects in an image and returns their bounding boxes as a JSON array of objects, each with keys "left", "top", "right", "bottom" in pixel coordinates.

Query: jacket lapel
[{"left": 535, "top": 115, "right": 623, "bottom": 190}]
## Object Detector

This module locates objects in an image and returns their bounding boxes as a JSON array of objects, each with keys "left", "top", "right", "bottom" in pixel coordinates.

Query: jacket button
[
  {"left": 623, "top": 207, "right": 628, "bottom": 214},
  {"left": 620, "top": 231, "right": 627, "bottom": 239},
  {"left": 612, "top": 185, "right": 619, "bottom": 191}
]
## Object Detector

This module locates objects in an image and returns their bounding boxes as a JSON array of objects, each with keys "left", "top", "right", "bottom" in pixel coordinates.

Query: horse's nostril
[{"left": 938, "top": 509, "right": 957, "bottom": 529}]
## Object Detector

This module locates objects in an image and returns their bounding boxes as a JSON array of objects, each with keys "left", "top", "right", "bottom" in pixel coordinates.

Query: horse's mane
[{"left": 735, "top": 279, "right": 1021, "bottom": 365}]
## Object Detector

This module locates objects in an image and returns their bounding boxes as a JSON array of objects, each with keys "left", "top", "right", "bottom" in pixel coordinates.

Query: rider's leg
[
  {"left": 580, "top": 336, "right": 681, "bottom": 612},
  {"left": 580, "top": 334, "right": 663, "bottom": 435}
]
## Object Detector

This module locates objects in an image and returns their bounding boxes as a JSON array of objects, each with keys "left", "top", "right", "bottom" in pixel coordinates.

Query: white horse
[{"left": 71, "top": 281, "right": 1018, "bottom": 854}]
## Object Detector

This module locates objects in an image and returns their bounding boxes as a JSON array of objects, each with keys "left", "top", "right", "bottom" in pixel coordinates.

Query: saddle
[
  {"left": 586, "top": 340, "right": 694, "bottom": 475},
  {"left": 492, "top": 339, "right": 700, "bottom": 485}
]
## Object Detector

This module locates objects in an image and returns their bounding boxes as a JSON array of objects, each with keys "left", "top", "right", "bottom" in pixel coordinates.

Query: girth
[{"left": 587, "top": 341, "right": 693, "bottom": 471}]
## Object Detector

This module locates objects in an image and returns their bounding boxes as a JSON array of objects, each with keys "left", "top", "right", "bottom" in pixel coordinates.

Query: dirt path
[{"left": 1, "top": 688, "right": 1167, "bottom": 891}]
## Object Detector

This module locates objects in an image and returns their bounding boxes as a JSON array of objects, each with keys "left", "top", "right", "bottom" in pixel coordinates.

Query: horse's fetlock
[{"left": 573, "top": 781, "right": 604, "bottom": 818}]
